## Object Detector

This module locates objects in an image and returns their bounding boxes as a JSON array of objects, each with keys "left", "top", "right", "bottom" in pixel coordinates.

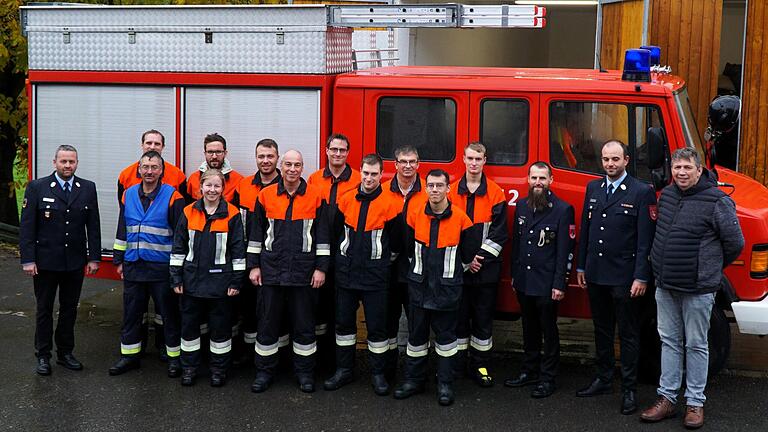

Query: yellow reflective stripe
[
  {"left": 457, "top": 338, "right": 469, "bottom": 351},
  {"left": 470, "top": 336, "right": 493, "bottom": 352},
  {"left": 368, "top": 340, "right": 389, "bottom": 354},
  {"left": 181, "top": 337, "right": 201, "bottom": 352},
  {"left": 166, "top": 345, "right": 181, "bottom": 358},
  {"left": 121, "top": 342, "right": 142, "bottom": 355},
  {"left": 435, "top": 341, "right": 458, "bottom": 357},
  {"left": 316, "top": 243, "right": 331, "bottom": 256},
  {"left": 388, "top": 338, "right": 398, "bottom": 351},
  {"left": 113, "top": 239, "right": 127, "bottom": 251},
  {"left": 169, "top": 254, "right": 185, "bottom": 267},
  {"left": 210, "top": 339, "right": 232, "bottom": 355},
  {"left": 315, "top": 323, "right": 328, "bottom": 336},
  {"left": 406, "top": 343, "right": 429, "bottom": 357},
  {"left": 232, "top": 258, "right": 246, "bottom": 271},
  {"left": 256, "top": 341, "right": 279, "bottom": 356},
  {"left": 278, "top": 334, "right": 290, "bottom": 348},
  {"left": 243, "top": 332, "right": 258, "bottom": 344},
  {"left": 247, "top": 241, "right": 262, "bottom": 254}
]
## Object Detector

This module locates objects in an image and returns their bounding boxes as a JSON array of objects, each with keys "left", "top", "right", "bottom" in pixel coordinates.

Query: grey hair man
[{"left": 640, "top": 147, "right": 744, "bottom": 429}]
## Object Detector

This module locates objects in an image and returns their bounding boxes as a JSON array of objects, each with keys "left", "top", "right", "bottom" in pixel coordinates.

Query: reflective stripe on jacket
[
  {"left": 170, "top": 199, "right": 245, "bottom": 298},
  {"left": 123, "top": 184, "right": 175, "bottom": 263}
]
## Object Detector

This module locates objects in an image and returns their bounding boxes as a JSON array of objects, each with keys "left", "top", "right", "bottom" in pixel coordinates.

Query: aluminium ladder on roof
[{"left": 21, "top": 3, "right": 546, "bottom": 74}]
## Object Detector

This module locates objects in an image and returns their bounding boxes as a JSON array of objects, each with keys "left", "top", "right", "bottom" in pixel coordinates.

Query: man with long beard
[{"left": 506, "top": 161, "right": 575, "bottom": 399}]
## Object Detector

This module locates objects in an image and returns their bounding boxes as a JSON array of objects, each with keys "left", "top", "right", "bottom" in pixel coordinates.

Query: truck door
[
  {"left": 361, "top": 89, "right": 469, "bottom": 178},
  {"left": 468, "top": 92, "right": 539, "bottom": 314},
  {"left": 32, "top": 84, "right": 177, "bottom": 254},
  {"left": 541, "top": 94, "right": 672, "bottom": 318}
]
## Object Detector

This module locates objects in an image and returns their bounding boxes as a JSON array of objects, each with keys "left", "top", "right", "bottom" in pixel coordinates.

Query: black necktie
[
  {"left": 64, "top": 182, "right": 71, "bottom": 201},
  {"left": 607, "top": 183, "right": 614, "bottom": 198}
]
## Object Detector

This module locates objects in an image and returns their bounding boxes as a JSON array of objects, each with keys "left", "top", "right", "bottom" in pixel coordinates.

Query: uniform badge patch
[
  {"left": 649, "top": 205, "right": 658, "bottom": 221},
  {"left": 620, "top": 203, "right": 634, "bottom": 208},
  {"left": 569, "top": 224, "right": 576, "bottom": 239}
]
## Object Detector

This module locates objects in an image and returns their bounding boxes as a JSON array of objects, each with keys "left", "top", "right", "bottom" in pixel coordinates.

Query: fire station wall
[{"left": 408, "top": 6, "right": 596, "bottom": 68}]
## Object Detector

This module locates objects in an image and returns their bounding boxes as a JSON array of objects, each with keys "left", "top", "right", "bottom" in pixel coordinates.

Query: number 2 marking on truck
[{"left": 505, "top": 189, "right": 519, "bottom": 206}]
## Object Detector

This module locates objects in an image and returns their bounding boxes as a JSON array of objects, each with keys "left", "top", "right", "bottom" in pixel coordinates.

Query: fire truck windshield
[{"left": 673, "top": 87, "right": 706, "bottom": 162}]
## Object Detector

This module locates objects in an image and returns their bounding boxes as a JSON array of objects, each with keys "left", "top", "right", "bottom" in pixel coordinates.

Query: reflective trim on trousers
[
  {"left": 181, "top": 337, "right": 201, "bottom": 352},
  {"left": 255, "top": 341, "right": 279, "bottom": 357},
  {"left": 368, "top": 339, "right": 389, "bottom": 354},
  {"left": 166, "top": 345, "right": 181, "bottom": 358},
  {"left": 278, "top": 334, "right": 290, "bottom": 348},
  {"left": 315, "top": 323, "right": 328, "bottom": 336},
  {"left": 435, "top": 340, "right": 459, "bottom": 357},
  {"left": 232, "top": 258, "right": 246, "bottom": 271},
  {"left": 210, "top": 339, "right": 232, "bottom": 355},
  {"left": 200, "top": 323, "right": 209, "bottom": 335},
  {"left": 457, "top": 337, "right": 469, "bottom": 351},
  {"left": 293, "top": 341, "right": 317, "bottom": 357},
  {"left": 121, "top": 342, "right": 142, "bottom": 355},
  {"left": 470, "top": 335, "right": 493, "bottom": 352},
  {"left": 335, "top": 333, "right": 357, "bottom": 347},
  {"left": 169, "top": 254, "right": 185, "bottom": 267},
  {"left": 407, "top": 342, "right": 429, "bottom": 358},
  {"left": 231, "top": 323, "right": 240, "bottom": 338},
  {"left": 243, "top": 332, "right": 258, "bottom": 344},
  {"left": 388, "top": 338, "right": 398, "bottom": 351},
  {"left": 247, "top": 241, "right": 262, "bottom": 254}
]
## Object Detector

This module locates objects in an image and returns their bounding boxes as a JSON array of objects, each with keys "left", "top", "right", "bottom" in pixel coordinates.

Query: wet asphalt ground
[{"left": 1, "top": 245, "right": 767, "bottom": 432}]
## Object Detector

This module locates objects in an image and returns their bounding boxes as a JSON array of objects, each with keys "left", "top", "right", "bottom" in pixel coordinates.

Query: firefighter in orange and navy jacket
[
  {"left": 230, "top": 138, "right": 282, "bottom": 363},
  {"left": 247, "top": 150, "right": 331, "bottom": 394},
  {"left": 116, "top": 129, "right": 187, "bottom": 358},
  {"left": 382, "top": 145, "right": 427, "bottom": 373},
  {"left": 448, "top": 142, "right": 508, "bottom": 387},
  {"left": 170, "top": 169, "right": 246, "bottom": 387},
  {"left": 109, "top": 151, "right": 185, "bottom": 378},
  {"left": 308, "top": 133, "right": 361, "bottom": 358},
  {"left": 185, "top": 133, "right": 244, "bottom": 203},
  {"left": 322, "top": 154, "right": 402, "bottom": 396},
  {"left": 393, "top": 169, "right": 474, "bottom": 407}
]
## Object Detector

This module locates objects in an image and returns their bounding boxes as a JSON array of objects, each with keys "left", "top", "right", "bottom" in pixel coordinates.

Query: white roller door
[
  {"left": 34, "top": 84, "right": 176, "bottom": 252},
  {"left": 183, "top": 87, "right": 321, "bottom": 183}
]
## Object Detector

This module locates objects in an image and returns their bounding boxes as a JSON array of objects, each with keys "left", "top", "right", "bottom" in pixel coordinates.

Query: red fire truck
[{"left": 21, "top": 3, "right": 768, "bottom": 376}]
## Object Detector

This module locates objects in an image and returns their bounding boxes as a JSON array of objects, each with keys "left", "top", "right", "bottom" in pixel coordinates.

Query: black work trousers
[
  {"left": 180, "top": 295, "right": 233, "bottom": 373},
  {"left": 587, "top": 282, "right": 640, "bottom": 391},
  {"left": 385, "top": 280, "right": 409, "bottom": 371},
  {"left": 120, "top": 279, "right": 181, "bottom": 359},
  {"left": 517, "top": 292, "right": 560, "bottom": 383},
  {"left": 404, "top": 305, "right": 458, "bottom": 384},
  {"left": 455, "top": 282, "right": 498, "bottom": 371},
  {"left": 255, "top": 285, "right": 318, "bottom": 378},
  {"left": 33, "top": 269, "right": 84, "bottom": 359},
  {"left": 334, "top": 287, "right": 388, "bottom": 374}
]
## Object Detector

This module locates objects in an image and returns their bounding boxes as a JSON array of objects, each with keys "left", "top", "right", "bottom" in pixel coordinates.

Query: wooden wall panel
[
  {"left": 648, "top": 0, "right": 722, "bottom": 141},
  {"left": 740, "top": 0, "right": 768, "bottom": 184},
  {"left": 599, "top": 0, "right": 645, "bottom": 70}
]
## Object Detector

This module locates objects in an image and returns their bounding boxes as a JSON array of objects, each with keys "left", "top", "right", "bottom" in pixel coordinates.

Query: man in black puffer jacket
[{"left": 640, "top": 148, "right": 744, "bottom": 429}]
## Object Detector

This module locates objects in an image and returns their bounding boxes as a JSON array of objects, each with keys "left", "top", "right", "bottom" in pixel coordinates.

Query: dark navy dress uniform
[
  {"left": 19, "top": 173, "right": 101, "bottom": 360},
  {"left": 577, "top": 173, "right": 656, "bottom": 392},
  {"left": 510, "top": 190, "right": 574, "bottom": 384}
]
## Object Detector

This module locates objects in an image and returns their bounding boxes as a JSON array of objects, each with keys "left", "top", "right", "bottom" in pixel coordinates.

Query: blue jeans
[{"left": 655, "top": 288, "right": 715, "bottom": 407}]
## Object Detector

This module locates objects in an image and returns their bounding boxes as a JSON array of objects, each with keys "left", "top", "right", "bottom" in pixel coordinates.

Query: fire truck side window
[
  {"left": 549, "top": 101, "right": 629, "bottom": 175},
  {"left": 631, "top": 105, "right": 665, "bottom": 183},
  {"left": 480, "top": 99, "right": 529, "bottom": 165},
  {"left": 376, "top": 97, "right": 456, "bottom": 162}
]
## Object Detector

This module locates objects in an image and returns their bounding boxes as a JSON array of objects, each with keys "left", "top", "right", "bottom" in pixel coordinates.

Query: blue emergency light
[
  {"left": 640, "top": 45, "right": 661, "bottom": 65},
  {"left": 622, "top": 49, "right": 651, "bottom": 82}
]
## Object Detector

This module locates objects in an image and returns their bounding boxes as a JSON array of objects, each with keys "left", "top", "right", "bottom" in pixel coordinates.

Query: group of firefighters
[{"left": 20, "top": 128, "right": 743, "bottom": 429}]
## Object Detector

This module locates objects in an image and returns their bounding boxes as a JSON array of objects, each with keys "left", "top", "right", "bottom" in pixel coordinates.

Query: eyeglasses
[
  {"left": 396, "top": 159, "right": 418, "bottom": 166},
  {"left": 328, "top": 147, "right": 348, "bottom": 154},
  {"left": 205, "top": 150, "right": 225, "bottom": 155}
]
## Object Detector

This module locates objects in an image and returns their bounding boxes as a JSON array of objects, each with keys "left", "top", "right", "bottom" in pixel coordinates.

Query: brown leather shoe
[
  {"left": 640, "top": 396, "right": 676, "bottom": 422},
  {"left": 683, "top": 405, "right": 704, "bottom": 429}
]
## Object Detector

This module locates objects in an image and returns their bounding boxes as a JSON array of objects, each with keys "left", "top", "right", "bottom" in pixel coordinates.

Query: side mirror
[{"left": 647, "top": 127, "right": 666, "bottom": 170}]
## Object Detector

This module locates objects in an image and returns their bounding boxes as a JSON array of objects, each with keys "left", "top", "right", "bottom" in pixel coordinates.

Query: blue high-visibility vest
[{"left": 124, "top": 184, "right": 174, "bottom": 263}]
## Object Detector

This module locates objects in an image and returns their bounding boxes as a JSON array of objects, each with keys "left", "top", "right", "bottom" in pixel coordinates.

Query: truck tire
[{"left": 637, "top": 301, "right": 730, "bottom": 383}]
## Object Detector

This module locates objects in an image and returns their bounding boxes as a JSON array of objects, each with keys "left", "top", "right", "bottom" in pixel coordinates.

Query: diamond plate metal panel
[
  {"left": 29, "top": 31, "right": 341, "bottom": 74},
  {"left": 326, "top": 28, "right": 354, "bottom": 74}
]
